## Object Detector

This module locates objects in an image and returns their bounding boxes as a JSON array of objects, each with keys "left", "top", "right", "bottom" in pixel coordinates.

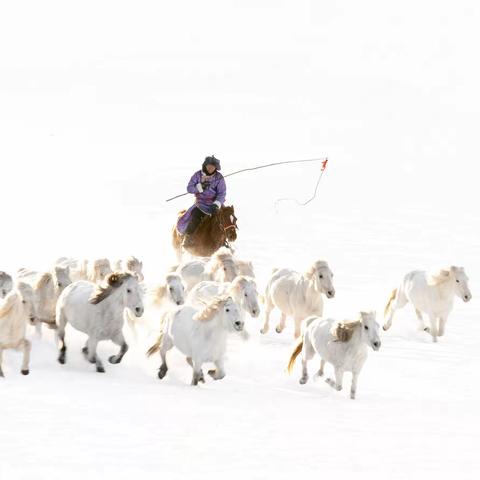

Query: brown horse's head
[{"left": 218, "top": 205, "right": 238, "bottom": 242}]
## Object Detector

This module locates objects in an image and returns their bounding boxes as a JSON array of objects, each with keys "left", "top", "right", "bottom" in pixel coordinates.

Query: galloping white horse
[
  {"left": 175, "top": 248, "right": 239, "bottom": 292},
  {"left": 383, "top": 266, "right": 472, "bottom": 342},
  {"left": 0, "top": 282, "right": 37, "bottom": 377},
  {"left": 56, "top": 272, "right": 144, "bottom": 372},
  {"left": 262, "top": 260, "right": 335, "bottom": 338},
  {"left": 147, "top": 296, "right": 243, "bottom": 385},
  {"left": 188, "top": 276, "right": 260, "bottom": 320},
  {"left": 288, "top": 311, "right": 381, "bottom": 399},
  {"left": 17, "top": 266, "right": 71, "bottom": 335},
  {"left": 113, "top": 256, "right": 144, "bottom": 282},
  {"left": 0, "top": 271, "right": 13, "bottom": 298},
  {"left": 56, "top": 257, "right": 113, "bottom": 284}
]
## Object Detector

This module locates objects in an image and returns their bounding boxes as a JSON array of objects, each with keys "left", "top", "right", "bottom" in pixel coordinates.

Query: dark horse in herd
[{"left": 172, "top": 205, "right": 239, "bottom": 260}]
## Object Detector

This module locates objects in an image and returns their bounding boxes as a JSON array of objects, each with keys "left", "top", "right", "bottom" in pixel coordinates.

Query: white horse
[
  {"left": 383, "top": 266, "right": 472, "bottom": 342},
  {"left": 124, "top": 273, "right": 187, "bottom": 338},
  {"left": 0, "top": 271, "right": 13, "bottom": 298},
  {"left": 56, "top": 272, "right": 144, "bottom": 372},
  {"left": 17, "top": 266, "right": 71, "bottom": 335},
  {"left": 56, "top": 257, "right": 113, "bottom": 284},
  {"left": 0, "top": 282, "right": 37, "bottom": 377},
  {"left": 236, "top": 259, "right": 255, "bottom": 278},
  {"left": 288, "top": 311, "right": 381, "bottom": 399},
  {"left": 188, "top": 275, "right": 260, "bottom": 320},
  {"left": 262, "top": 260, "right": 335, "bottom": 338},
  {"left": 113, "top": 256, "right": 144, "bottom": 282},
  {"left": 146, "top": 296, "right": 243, "bottom": 385},
  {"left": 175, "top": 248, "right": 240, "bottom": 292}
]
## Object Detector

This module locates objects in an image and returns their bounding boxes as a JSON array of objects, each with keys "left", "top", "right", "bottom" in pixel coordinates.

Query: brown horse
[{"left": 172, "top": 205, "right": 238, "bottom": 260}]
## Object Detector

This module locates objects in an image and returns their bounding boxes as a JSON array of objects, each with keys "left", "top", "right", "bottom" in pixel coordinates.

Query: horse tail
[
  {"left": 146, "top": 332, "right": 164, "bottom": 357},
  {"left": 384, "top": 288, "right": 398, "bottom": 317},
  {"left": 287, "top": 336, "right": 304, "bottom": 374}
]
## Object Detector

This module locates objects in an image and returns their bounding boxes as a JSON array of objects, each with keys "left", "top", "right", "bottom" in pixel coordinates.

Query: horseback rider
[{"left": 180, "top": 155, "right": 226, "bottom": 248}]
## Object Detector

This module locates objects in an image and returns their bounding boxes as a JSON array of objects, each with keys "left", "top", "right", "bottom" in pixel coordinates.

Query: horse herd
[{"left": 0, "top": 249, "right": 472, "bottom": 399}]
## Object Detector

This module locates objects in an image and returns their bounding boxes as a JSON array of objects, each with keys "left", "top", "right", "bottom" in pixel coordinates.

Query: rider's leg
[{"left": 183, "top": 207, "right": 207, "bottom": 246}]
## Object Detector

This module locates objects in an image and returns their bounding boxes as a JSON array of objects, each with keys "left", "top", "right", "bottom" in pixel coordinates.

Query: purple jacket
[{"left": 176, "top": 170, "right": 227, "bottom": 234}]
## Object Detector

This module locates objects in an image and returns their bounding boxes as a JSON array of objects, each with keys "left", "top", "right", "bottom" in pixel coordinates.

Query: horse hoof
[
  {"left": 58, "top": 355, "right": 66, "bottom": 365},
  {"left": 96, "top": 366, "right": 105, "bottom": 373},
  {"left": 108, "top": 355, "right": 120, "bottom": 364},
  {"left": 260, "top": 328, "right": 267, "bottom": 335},
  {"left": 208, "top": 369, "right": 216, "bottom": 378},
  {"left": 158, "top": 366, "right": 168, "bottom": 379},
  {"left": 299, "top": 376, "right": 308, "bottom": 385},
  {"left": 382, "top": 325, "right": 388, "bottom": 331},
  {"left": 275, "top": 326, "right": 283, "bottom": 334},
  {"left": 21, "top": 369, "right": 29, "bottom": 376}
]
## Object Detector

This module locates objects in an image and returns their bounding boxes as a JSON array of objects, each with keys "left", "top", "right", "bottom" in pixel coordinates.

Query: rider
[{"left": 182, "top": 155, "right": 226, "bottom": 248}]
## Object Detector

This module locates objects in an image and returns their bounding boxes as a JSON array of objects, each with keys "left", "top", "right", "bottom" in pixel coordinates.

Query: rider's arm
[
  {"left": 213, "top": 176, "right": 226, "bottom": 208},
  {"left": 187, "top": 172, "right": 203, "bottom": 194}
]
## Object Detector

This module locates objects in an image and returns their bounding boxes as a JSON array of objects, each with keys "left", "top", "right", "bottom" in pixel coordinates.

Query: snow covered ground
[{"left": 1, "top": 1, "right": 480, "bottom": 479}]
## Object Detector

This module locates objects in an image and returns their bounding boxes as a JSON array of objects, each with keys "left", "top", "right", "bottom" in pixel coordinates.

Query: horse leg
[
  {"left": 56, "top": 308, "right": 68, "bottom": 365},
  {"left": 86, "top": 337, "right": 104, "bottom": 373},
  {"left": 0, "top": 348, "right": 4, "bottom": 377},
  {"left": 158, "top": 335, "right": 173, "bottom": 380},
  {"left": 316, "top": 359, "right": 326, "bottom": 378},
  {"left": 18, "top": 339, "right": 31, "bottom": 375},
  {"left": 109, "top": 332, "right": 129, "bottom": 364},
  {"left": 260, "top": 298, "right": 274, "bottom": 334},
  {"left": 275, "top": 312, "right": 287, "bottom": 334},
  {"left": 438, "top": 316, "right": 448, "bottom": 337},
  {"left": 191, "top": 358, "right": 204, "bottom": 386},
  {"left": 299, "top": 335, "right": 315, "bottom": 385},
  {"left": 208, "top": 358, "right": 226, "bottom": 380},
  {"left": 326, "top": 367, "right": 344, "bottom": 391},
  {"left": 350, "top": 370, "right": 360, "bottom": 400},
  {"left": 293, "top": 316, "right": 303, "bottom": 339},
  {"left": 428, "top": 315, "right": 439, "bottom": 342},
  {"left": 415, "top": 309, "right": 428, "bottom": 332},
  {"left": 34, "top": 319, "right": 42, "bottom": 338}
]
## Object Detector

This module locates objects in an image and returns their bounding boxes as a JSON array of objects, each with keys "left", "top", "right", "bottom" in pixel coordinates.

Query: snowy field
[{"left": 1, "top": 1, "right": 480, "bottom": 479}]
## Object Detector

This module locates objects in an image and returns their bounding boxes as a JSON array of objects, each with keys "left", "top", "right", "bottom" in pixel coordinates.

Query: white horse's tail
[
  {"left": 287, "top": 336, "right": 303, "bottom": 374},
  {"left": 146, "top": 332, "right": 164, "bottom": 357},
  {"left": 384, "top": 288, "right": 398, "bottom": 318}
]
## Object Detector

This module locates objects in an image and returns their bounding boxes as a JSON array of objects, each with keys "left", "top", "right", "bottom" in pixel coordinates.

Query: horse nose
[
  {"left": 327, "top": 290, "right": 335, "bottom": 298},
  {"left": 135, "top": 306, "right": 143, "bottom": 316},
  {"left": 373, "top": 341, "right": 381, "bottom": 349},
  {"left": 176, "top": 300, "right": 182, "bottom": 305},
  {"left": 234, "top": 320, "right": 243, "bottom": 328},
  {"left": 252, "top": 308, "right": 258, "bottom": 316},
  {"left": 464, "top": 295, "right": 471, "bottom": 302}
]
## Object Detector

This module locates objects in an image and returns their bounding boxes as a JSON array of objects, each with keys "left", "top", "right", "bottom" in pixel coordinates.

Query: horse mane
[
  {"left": 305, "top": 260, "right": 329, "bottom": 280},
  {"left": 0, "top": 291, "right": 19, "bottom": 318},
  {"left": 35, "top": 272, "right": 53, "bottom": 290},
  {"left": 193, "top": 296, "right": 229, "bottom": 322},
  {"left": 427, "top": 267, "right": 452, "bottom": 286},
  {"left": 230, "top": 275, "right": 254, "bottom": 294},
  {"left": 89, "top": 272, "right": 132, "bottom": 305},
  {"left": 331, "top": 319, "right": 362, "bottom": 342}
]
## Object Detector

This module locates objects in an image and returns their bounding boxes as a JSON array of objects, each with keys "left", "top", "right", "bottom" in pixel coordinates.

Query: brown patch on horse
[
  {"left": 193, "top": 296, "right": 230, "bottom": 322},
  {"left": 331, "top": 319, "right": 362, "bottom": 342},
  {"left": 89, "top": 272, "right": 132, "bottom": 305}
]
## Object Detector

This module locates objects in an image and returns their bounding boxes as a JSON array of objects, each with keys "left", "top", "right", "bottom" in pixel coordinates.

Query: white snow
[{"left": 1, "top": 1, "right": 479, "bottom": 479}]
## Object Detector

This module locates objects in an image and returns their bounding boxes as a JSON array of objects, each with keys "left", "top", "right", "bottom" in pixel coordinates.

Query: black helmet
[{"left": 202, "top": 155, "right": 221, "bottom": 171}]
